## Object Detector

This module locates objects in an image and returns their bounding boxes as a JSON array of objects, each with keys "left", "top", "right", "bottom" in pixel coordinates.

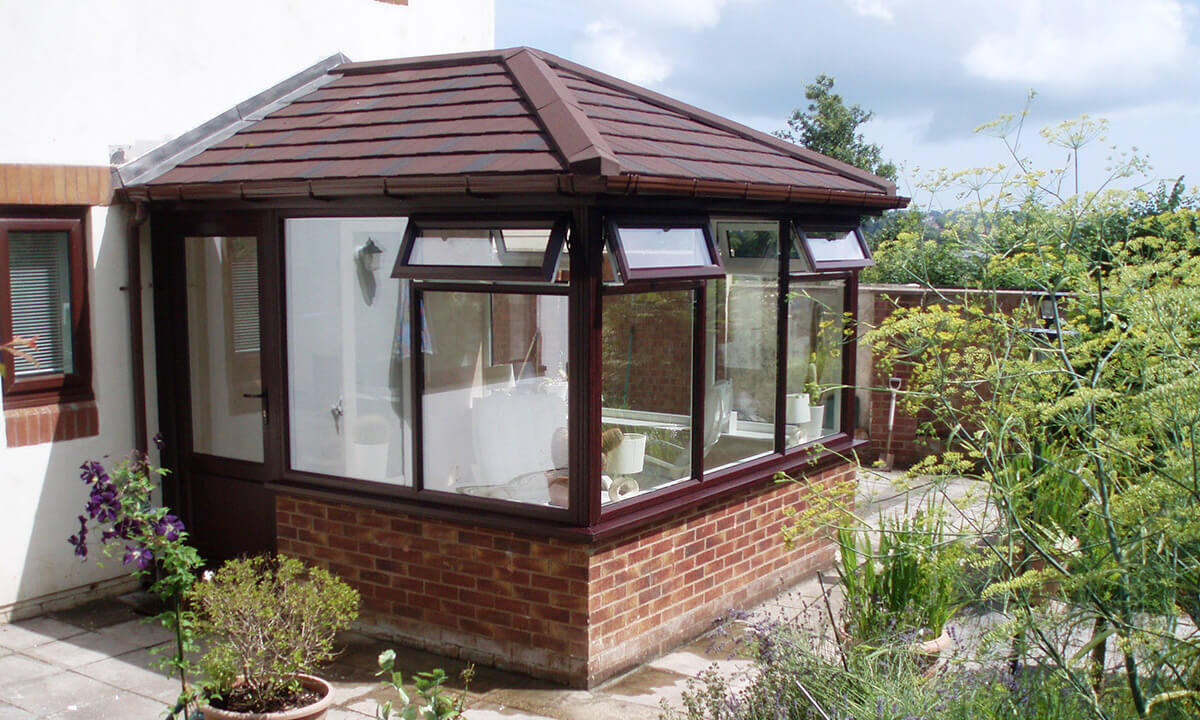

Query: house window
[
  {"left": 786, "top": 277, "right": 847, "bottom": 447},
  {"left": 284, "top": 218, "right": 412, "bottom": 485},
  {"left": 393, "top": 216, "right": 568, "bottom": 282},
  {"left": 704, "top": 220, "right": 780, "bottom": 472},
  {"left": 606, "top": 218, "right": 723, "bottom": 282},
  {"left": 794, "top": 225, "right": 873, "bottom": 270},
  {"left": 0, "top": 214, "right": 91, "bottom": 407}
]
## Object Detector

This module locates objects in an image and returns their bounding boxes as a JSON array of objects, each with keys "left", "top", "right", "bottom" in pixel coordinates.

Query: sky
[{"left": 496, "top": 0, "right": 1200, "bottom": 208}]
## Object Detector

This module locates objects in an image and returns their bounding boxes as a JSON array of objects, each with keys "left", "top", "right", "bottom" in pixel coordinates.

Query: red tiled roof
[{"left": 131, "top": 48, "right": 904, "bottom": 208}]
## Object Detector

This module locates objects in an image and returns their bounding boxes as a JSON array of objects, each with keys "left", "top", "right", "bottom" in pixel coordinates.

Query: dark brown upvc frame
[
  {"left": 152, "top": 201, "right": 867, "bottom": 544},
  {"left": 594, "top": 217, "right": 861, "bottom": 523},
  {"left": 605, "top": 215, "right": 724, "bottom": 282},
  {"left": 792, "top": 221, "right": 874, "bottom": 271},
  {"left": 393, "top": 214, "right": 569, "bottom": 282},
  {"left": 0, "top": 212, "right": 93, "bottom": 409}
]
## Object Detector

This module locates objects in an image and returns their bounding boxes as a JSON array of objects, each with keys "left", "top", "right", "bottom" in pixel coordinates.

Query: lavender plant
[{"left": 67, "top": 439, "right": 204, "bottom": 718}]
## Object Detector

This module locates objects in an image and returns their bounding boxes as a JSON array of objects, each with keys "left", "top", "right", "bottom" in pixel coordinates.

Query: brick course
[
  {"left": 4, "top": 401, "right": 99, "bottom": 448},
  {"left": 276, "top": 462, "right": 852, "bottom": 687}
]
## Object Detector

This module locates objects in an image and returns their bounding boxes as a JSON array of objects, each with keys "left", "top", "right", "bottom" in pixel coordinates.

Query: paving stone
[
  {"left": 44, "top": 689, "right": 167, "bottom": 720},
  {"left": 325, "top": 708, "right": 375, "bottom": 720},
  {"left": 0, "top": 655, "right": 61, "bottom": 687},
  {"left": 72, "top": 648, "right": 182, "bottom": 704},
  {"left": 0, "top": 618, "right": 87, "bottom": 651},
  {"left": 22, "top": 630, "right": 143, "bottom": 669},
  {"left": 0, "top": 702, "right": 36, "bottom": 720},
  {"left": 1, "top": 670, "right": 123, "bottom": 717},
  {"left": 480, "top": 688, "right": 661, "bottom": 720},
  {"left": 48, "top": 598, "right": 142, "bottom": 632},
  {"left": 596, "top": 666, "right": 692, "bottom": 710},
  {"left": 463, "top": 700, "right": 558, "bottom": 719},
  {"left": 94, "top": 617, "right": 175, "bottom": 650}
]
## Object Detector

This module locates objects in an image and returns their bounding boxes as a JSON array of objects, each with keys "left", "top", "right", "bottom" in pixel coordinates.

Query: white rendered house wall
[{"left": 0, "top": 0, "right": 495, "bottom": 620}]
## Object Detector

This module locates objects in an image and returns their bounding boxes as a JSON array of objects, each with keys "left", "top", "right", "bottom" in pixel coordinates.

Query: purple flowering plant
[{"left": 67, "top": 439, "right": 204, "bottom": 718}]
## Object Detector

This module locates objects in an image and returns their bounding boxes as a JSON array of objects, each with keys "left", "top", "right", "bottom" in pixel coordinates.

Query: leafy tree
[{"left": 777, "top": 74, "right": 897, "bottom": 181}]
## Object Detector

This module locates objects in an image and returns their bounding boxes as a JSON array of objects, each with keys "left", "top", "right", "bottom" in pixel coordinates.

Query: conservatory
[{"left": 119, "top": 47, "right": 906, "bottom": 686}]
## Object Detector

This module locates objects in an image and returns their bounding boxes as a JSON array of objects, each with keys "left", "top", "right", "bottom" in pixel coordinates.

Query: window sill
[{"left": 4, "top": 400, "right": 98, "bottom": 447}]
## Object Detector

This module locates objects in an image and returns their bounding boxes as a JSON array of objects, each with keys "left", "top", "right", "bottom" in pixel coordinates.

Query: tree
[{"left": 777, "top": 74, "right": 897, "bottom": 181}]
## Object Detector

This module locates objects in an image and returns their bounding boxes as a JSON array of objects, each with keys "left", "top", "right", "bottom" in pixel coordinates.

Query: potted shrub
[{"left": 190, "top": 554, "right": 360, "bottom": 719}]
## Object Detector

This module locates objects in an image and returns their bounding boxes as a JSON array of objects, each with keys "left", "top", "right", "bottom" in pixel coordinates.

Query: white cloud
[
  {"left": 961, "top": 0, "right": 1190, "bottom": 91},
  {"left": 595, "top": 0, "right": 748, "bottom": 31},
  {"left": 843, "top": 0, "right": 895, "bottom": 22},
  {"left": 574, "top": 21, "right": 673, "bottom": 86}
]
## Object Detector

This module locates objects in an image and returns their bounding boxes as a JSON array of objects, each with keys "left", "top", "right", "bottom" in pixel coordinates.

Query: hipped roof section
[{"left": 116, "top": 47, "right": 907, "bottom": 210}]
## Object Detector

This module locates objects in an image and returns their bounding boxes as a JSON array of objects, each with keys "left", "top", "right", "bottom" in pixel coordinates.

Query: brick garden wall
[
  {"left": 276, "top": 460, "right": 853, "bottom": 687},
  {"left": 861, "top": 286, "right": 1038, "bottom": 468}
]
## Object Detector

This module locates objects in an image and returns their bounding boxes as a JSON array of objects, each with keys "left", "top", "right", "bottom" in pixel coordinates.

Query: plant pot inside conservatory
[{"left": 200, "top": 673, "right": 334, "bottom": 720}]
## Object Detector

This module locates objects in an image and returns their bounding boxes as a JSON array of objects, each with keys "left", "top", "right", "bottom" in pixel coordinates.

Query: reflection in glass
[
  {"left": 786, "top": 279, "right": 845, "bottom": 447},
  {"left": 801, "top": 228, "right": 869, "bottom": 266},
  {"left": 186, "top": 236, "right": 264, "bottom": 463},
  {"left": 705, "top": 221, "right": 778, "bottom": 472},
  {"left": 409, "top": 228, "right": 549, "bottom": 268},
  {"left": 616, "top": 227, "right": 712, "bottom": 269},
  {"left": 285, "top": 218, "right": 411, "bottom": 484},
  {"left": 421, "top": 291, "right": 570, "bottom": 508},
  {"left": 601, "top": 291, "right": 693, "bottom": 503}
]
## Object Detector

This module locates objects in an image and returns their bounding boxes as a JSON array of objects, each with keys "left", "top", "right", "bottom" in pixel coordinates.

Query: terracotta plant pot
[
  {"left": 911, "top": 629, "right": 953, "bottom": 676},
  {"left": 200, "top": 674, "right": 334, "bottom": 720}
]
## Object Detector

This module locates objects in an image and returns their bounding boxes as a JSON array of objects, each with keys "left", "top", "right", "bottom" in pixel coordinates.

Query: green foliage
[
  {"left": 865, "top": 108, "right": 1200, "bottom": 719},
  {"left": 375, "top": 650, "right": 474, "bottom": 720},
  {"left": 190, "top": 554, "right": 360, "bottom": 713},
  {"left": 663, "top": 619, "right": 1104, "bottom": 720},
  {"left": 68, "top": 450, "right": 204, "bottom": 717},
  {"left": 777, "top": 74, "right": 897, "bottom": 181},
  {"left": 836, "top": 510, "right": 967, "bottom": 644}
]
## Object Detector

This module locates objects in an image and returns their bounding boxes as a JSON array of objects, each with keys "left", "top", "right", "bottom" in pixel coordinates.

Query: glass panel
[
  {"left": 422, "top": 291, "right": 570, "bottom": 507},
  {"left": 786, "top": 278, "right": 846, "bottom": 447},
  {"left": 409, "top": 227, "right": 547, "bottom": 268},
  {"left": 8, "top": 231, "right": 72, "bottom": 376},
  {"left": 803, "top": 229, "right": 868, "bottom": 265},
  {"left": 185, "top": 236, "right": 263, "bottom": 462},
  {"left": 617, "top": 227, "right": 712, "bottom": 269},
  {"left": 601, "top": 290, "right": 693, "bottom": 504},
  {"left": 285, "top": 218, "right": 412, "bottom": 484},
  {"left": 705, "top": 222, "right": 778, "bottom": 472}
]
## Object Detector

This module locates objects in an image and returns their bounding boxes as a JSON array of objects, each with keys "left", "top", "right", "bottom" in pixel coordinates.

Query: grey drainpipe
[{"left": 123, "top": 202, "right": 150, "bottom": 454}]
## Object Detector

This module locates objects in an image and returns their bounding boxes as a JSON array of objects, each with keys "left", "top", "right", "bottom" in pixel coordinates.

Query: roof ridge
[
  {"left": 115, "top": 52, "right": 350, "bottom": 188},
  {"left": 502, "top": 48, "right": 621, "bottom": 176},
  {"left": 336, "top": 47, "right": 521, "bottom": 76},
  {"left": 530, "top": 49, "right": 896, "bottom": 195}
]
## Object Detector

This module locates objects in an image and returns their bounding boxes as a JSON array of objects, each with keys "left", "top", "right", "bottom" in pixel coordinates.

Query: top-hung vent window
[
  {"left": 392, "top": 216, "right": 569, "bottom": 282},
  {"left": 792, "top": 224, "right": 873, "bottom": 271},
  {"left": 605, "top": 217, "right": 723, "bottom": 283}
]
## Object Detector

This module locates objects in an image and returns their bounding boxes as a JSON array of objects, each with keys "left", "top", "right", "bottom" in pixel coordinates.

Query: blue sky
[{"left": 497, "top": 0, "right": 1200, "bottom": 207}]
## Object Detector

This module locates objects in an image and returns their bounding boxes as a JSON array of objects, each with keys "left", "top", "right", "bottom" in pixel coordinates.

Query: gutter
[{"left": 124, "top": 202, "right": 150, "bottom": 454}]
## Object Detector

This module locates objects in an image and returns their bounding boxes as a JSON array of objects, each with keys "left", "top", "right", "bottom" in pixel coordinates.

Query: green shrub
[{"left": 190, "top": 554, "right": 360, "bottom": 713}]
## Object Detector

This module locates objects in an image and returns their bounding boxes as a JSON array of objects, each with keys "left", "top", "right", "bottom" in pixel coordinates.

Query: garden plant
[{"left": 667, "top": 102, "right": 1200, "bottom": 720}]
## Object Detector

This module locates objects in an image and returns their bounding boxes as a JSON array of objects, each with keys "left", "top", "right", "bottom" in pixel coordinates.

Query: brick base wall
[{"left": 276, "top": 461, "right": 853, "bottom": 687}]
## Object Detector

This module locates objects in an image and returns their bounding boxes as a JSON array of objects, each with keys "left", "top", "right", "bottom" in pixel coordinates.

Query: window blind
[
  {"left": 8, "top": 231, "right": 72, "bottom": 376},
  {"left": 228, "top": 239, "right": 259, "bottom": 354}
]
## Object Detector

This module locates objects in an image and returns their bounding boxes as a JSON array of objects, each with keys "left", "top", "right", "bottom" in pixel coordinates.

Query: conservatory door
[{"left": 178, "top": 231, "right": 274, "bottom": 564}]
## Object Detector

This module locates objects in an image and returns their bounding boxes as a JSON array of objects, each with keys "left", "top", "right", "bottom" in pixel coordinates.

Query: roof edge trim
[
  {"left": 503, "top": 49, "right": 621, "bottom": 176},
  {"left": 116, "top": 52, "right": 350, "bottom": 189},
  {"left": 531, "top": 49, "right": 898, "bottom": 196},
  {"left": 336, "top": 47, "right": 519, "bottom": 76}
]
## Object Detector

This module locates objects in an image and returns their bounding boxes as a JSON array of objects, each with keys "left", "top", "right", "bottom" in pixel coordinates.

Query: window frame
[
  {"left": 792, "top": 221, "right": 874, "bottom": 271},
  {"left": 0, "top": 212, "right": 92, "bottom": 409},
  {"left": 392, "top": 214, "right": 570, "bottom": 282},
  {"left": 605, "top": 215, "right": 724, "bottom": 283}
]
